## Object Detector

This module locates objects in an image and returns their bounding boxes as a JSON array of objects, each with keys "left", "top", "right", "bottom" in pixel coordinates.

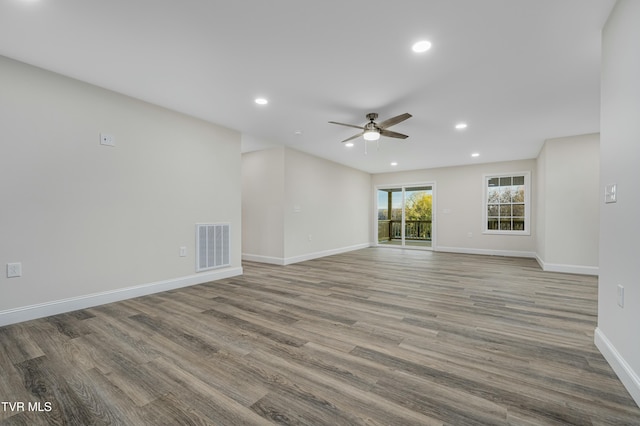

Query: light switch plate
[
  {"left": 617, "top": 284, "right": 624, "bottom": 307},
  {"left": 605, "top": 184, "right": 617, "bottom": 203}
]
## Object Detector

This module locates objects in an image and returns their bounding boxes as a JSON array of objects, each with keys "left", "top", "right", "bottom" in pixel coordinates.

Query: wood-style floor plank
[{"left": 1, "top": 248, "right": 639, "bottom": 425}]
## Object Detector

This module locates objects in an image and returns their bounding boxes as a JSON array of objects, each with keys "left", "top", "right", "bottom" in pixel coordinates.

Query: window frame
[{"left": 482, "top": 171, "right": 531, "bottom": 236}]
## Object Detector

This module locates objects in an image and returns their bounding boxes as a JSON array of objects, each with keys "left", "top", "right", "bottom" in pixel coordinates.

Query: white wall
[
  {"left": 283, "top": 148, "right": 371, "bottom": 262},
  {"left": 536, "top": 134, "right": 600, "bottom": 275},
  {"left": 596, "top": 0, "right": 640, "bottom": 407},
  {"left": 241, "top": 147, "right": 372, "bottom": 265},
  {"left": 0, "top": 56, "right": 242, "bottom": 325},
  {"left": 241, "top": 146, "right": 285, "bottom": 262},
  {"left": 372, "top": 159, "right": 537, "bottom": 257}
]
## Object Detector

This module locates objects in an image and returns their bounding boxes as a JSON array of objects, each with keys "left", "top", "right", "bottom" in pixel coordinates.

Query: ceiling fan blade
[
  {"left": 378, "top": 113, "right": 412, "bottom": 129},
  {"left": 328, "top": 121, "right": 365, "bottom": 130},
  {"left": 380, "top": 129, "right": 409, "bottom": 139},
  {"left": 341, "top": 132, "right": 364, "bottom": 143}
]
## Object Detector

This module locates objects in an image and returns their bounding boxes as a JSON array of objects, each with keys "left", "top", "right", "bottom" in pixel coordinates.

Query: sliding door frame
[{"left": 374, "top": 181, "right": 436, "bottom": 250}]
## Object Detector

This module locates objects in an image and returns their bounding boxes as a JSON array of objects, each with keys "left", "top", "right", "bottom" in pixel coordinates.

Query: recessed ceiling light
[
  {"left": 455, "top": 123, "right": 468, "bottom": 130},
  {"left": 412, "top": 40, "right": 432, "bottom": 53},
  {"left": 294, "top": 130, "right": 302, "bottom": 135},
  {"left": 390, "top": 162, "right": 398, "bottom": 166},
  {"left": 254, "top": 98, "right": 268, "bottom": 105},
  {"left": 345, "top": 142, "right": 354, "bottom": 148},
  {"left": 471, "top": 153, "right": 480, "bottom": 157}
]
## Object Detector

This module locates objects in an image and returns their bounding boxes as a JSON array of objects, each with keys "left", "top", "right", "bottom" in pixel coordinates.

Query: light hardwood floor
[{"left": 1, "top": 248, "right": 639, "bottom": 425}]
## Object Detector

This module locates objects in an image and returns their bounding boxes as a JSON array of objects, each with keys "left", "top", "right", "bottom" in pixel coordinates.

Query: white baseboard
[
  {"left": 535, "top": 255, "right": 599, "bottom": 276},
  {"left": 241, "top": 253, "right": 285, "bottom": 265},
  {"left": 595, "top": 327, "right": 640, "bottom": 407},
  {"left": 0, "top": 267, "right": 243, "bottom": 327},
  {"left": 243, "top": 247, "right": 599, "bottom": 277},
  {"left": 243, "top": 242, "right": 371, "bottom": 266},
  {"left": 283, "top": 243, "right": 371, "bottom": 265},
  {"left": 435, "top": 246, "right": 537, "bottom": 259}
]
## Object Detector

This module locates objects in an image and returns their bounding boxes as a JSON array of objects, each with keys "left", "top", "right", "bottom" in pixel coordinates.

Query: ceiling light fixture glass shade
[{"left": 363, "top": 129, "right": 380, "bottom": 141}]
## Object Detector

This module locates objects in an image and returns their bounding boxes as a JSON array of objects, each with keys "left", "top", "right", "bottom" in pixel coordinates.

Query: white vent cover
[{"left": 196, "top": 223, "right": 230, "bottom": 272}]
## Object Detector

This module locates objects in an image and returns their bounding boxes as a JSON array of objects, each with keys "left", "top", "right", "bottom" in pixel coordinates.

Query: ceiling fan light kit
[
  {"left": 363, "top": 121, "right": 380, "bottom": 141},
  {"left": 363, "top": 131, "right": 380, "bottom": 141},
  {"left": 329, "top": 112, "right": 411, "bottom": 144}
]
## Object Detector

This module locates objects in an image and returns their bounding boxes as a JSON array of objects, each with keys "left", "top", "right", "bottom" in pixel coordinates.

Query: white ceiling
[{"left": 0, "top": 0, "right": 615, "bottom": 174}]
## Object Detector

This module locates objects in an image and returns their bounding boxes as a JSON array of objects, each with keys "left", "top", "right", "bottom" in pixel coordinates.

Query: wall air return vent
[{"left": 196, "top": 223, "right": 230, "bottom": 272}]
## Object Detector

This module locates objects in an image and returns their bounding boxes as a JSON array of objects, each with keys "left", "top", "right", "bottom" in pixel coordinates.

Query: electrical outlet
[
  {"left": 617, "top": 285, "right": 624, "bottom": 308},
  {"left": 308, "top": 234, "right": 312, "bottom": 242},
  {"left": 100, "top": 133, "right": 115, "bottom": 147},
  {"left": 7, "top": 262, "right": 22, "bottom": 278}
]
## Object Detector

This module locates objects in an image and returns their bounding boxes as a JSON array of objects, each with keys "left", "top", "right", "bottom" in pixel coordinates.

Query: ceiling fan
[{"left": 329, "top": 112, "right": 412, "bottom": 143}]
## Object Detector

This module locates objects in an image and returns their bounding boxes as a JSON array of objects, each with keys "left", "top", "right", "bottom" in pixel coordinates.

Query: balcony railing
[{"left": 378, "top": 220, "right": 432, "bottom": 242}]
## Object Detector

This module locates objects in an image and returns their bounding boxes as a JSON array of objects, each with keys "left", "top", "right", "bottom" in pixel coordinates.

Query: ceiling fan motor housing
[{"left": 364, "top": 122, "right": 378, "bottom": 132}]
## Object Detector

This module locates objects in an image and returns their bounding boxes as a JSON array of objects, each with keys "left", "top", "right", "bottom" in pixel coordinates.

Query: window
[{"left": 483, "top": 172, "right": 530, "bottom": 235}]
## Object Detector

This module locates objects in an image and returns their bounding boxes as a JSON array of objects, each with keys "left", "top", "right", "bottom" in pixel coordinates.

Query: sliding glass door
[
  {"left": 377, "top": 188, "right": 402, "bottom": 245},
  {"left": 377, "top": 185, "right": 433, "bottom": 249}
]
